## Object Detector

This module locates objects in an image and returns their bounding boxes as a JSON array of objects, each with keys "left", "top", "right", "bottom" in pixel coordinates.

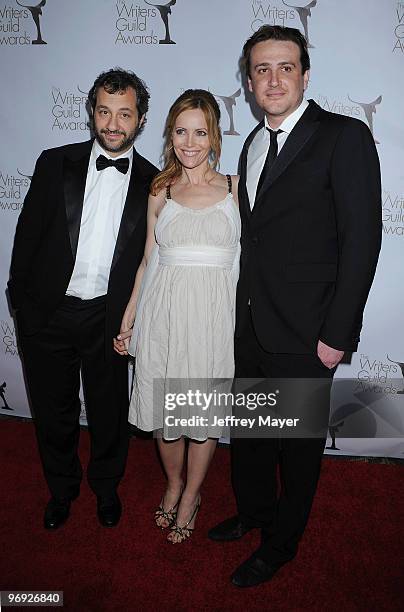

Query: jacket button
[{"left": 252, "top": 236, "right": 258, "bottom": 244}]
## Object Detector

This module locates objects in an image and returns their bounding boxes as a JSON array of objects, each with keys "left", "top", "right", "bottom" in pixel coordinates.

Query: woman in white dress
[{"left": 114, "top": 89, "right": 240, "bottom": 543}]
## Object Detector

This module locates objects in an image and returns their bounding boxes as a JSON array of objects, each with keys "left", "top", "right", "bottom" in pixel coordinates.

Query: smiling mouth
[{"left": 181, "top": 150, "right": 200, "bottom": 157}]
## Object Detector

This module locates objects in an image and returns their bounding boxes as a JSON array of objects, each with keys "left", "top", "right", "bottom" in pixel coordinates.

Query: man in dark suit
[
  {"left": 8, "top": 68, "right": 158, "bottom": 529},
  {"left": 208, "top": 26, "right": 382, "bottom": 586}
]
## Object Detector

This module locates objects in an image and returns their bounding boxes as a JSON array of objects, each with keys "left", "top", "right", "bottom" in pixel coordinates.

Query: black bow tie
[{"left": 96, "top": 154, "right": 129, "bottom": 174}]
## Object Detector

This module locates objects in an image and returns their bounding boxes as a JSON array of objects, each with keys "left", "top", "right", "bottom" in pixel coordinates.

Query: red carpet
[{"left": 1, "top": 420, "right": 403, "bottom": 611}]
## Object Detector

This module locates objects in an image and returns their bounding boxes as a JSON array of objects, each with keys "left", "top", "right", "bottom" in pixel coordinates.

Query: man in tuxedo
[
  {"left": 208, "top": 26, "right": 382, "bottom": 586},
  {"left": 8, "top": 68, "right": 158, "bottom": 529}
]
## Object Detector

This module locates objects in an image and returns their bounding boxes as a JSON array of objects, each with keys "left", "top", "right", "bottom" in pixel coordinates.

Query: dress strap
[
  {"left": 166, "top": 184, "right": 171, "bottom": 199},
  {"left": 226, "top": 174, "right": 232, "bottom": 193}
]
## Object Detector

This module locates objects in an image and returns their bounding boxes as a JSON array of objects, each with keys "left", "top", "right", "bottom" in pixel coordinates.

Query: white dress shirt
[
  {"left": 66, "top": 140, "right": 133, "bottom": 299},
  {"left": 246, "top": 98, "right": 309, "bottom": 209}
]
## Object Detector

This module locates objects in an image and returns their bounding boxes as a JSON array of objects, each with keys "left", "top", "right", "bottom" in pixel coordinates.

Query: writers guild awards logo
[
  {"left": 393, "top": 1, "right": 404, "bottom": 52},
  {"left": 327, "top": 384, "right": 381, "bottom": 452},
  {"left": 327, "top": 421, "right": 343, "bottom": 450},
  {"left": 144, "top": 0, "right": 176, "bottom": 44},
  {"left": 250, "top": 1, "right": 296, "bottom": 31},
  {"left": 387, "top": 356, "right": 404, "bottom": 394},
  {"left": 51, "top": 86, "right": 89, "bottom": 132},
  {"left": 348, "top": 95, "right": 382, "bottom": 144},
  {"left": 382, "top": 188, "right": 404, "bottom": 237},
  {"left": 17, "top": 169, "right": 32, "bottom": 180},
  {"left": 327, "top": 352, "right": 404, "bottom": 451},
  {"left": 16, "top": 0, "right": 47, "bottom": 44},
  {"left": 0, "top": 168, "right": 31, "bottom": 212},
  {"left": 356, "top": 353, "right": 400, "bottom": 394},
  {"left": 0, "top": 382, "right": 13, "bottom": 411},
  {"left": 282, "top": 0, "right": 317, "bottom": 48},
  {"left": 1, "top": 320, "right": 19, "bottom": 356},
  {"left": 214, "top": 89, "right": 241, "bottom": 136}
]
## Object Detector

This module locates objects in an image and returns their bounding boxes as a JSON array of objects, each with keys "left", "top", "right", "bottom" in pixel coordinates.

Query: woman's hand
[{"left": 113, "top": 327, "right": 133, "bottom": 356}]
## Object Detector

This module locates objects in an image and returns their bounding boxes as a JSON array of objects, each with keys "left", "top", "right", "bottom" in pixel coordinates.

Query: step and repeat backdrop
[{"left": 1, "top": 0, "right": 403, "bottom": 457}]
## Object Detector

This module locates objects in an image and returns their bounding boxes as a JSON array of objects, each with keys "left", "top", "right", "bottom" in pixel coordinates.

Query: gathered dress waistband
[{"left": 158, "top": 245, "right": 237, "bottom": 269}]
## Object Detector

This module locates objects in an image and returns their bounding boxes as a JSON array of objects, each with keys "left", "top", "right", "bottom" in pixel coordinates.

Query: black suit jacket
[
  {"left": 236, "top": 100, "right": 382, "bottom": 354},
  {"left": 8, "top": 139, "right": 158, "bottom": 355}
]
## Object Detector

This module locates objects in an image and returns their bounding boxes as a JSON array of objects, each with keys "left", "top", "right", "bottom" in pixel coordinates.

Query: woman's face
[{"left": 172, "top": 108, "right": 211, "bottom": 170}]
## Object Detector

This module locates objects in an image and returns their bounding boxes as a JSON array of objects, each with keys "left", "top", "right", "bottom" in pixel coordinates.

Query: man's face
[
  {"left": 93, "top": 86, "right": 144, "bottom": 157},
  {"left": 248, "top": 39, "right": 309, "bottom": 128}
]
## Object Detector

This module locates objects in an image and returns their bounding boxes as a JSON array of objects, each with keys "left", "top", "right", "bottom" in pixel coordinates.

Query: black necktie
[
  {"left": 96, "top": 154, "right": 129, "bottom": 174},
  {"left": 256, "top": 128, "right": 282, "bottom": 198}
]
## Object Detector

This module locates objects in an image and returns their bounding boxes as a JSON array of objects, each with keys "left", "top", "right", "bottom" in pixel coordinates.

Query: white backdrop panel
[{"left": 1, "top": 0, "right": 403, "bottom": 458}]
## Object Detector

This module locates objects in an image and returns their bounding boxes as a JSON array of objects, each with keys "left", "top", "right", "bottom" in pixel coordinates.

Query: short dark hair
[
  {"left": 242, "top": 25, "right": 310, "bottom": 76},
  {"left": 88, "top": 67, "right": 150, "bottom": 118}
]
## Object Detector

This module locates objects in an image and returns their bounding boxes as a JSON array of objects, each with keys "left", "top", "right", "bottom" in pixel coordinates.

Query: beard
[{"left": 94, "top": 125, "right": 138, "bottom": 154}]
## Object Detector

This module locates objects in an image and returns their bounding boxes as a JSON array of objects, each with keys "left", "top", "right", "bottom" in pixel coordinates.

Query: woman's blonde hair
[{"left": 151, "top": 89, "right": 221, "bottom": 195}]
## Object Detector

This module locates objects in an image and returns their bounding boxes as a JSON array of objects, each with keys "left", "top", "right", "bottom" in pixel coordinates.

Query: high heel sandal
[
  {"left": 167, "top": 496, "right": 201, "bottom": 544},
  {"left": 155, "top": 488, "right": 183, "bottom": 530}
]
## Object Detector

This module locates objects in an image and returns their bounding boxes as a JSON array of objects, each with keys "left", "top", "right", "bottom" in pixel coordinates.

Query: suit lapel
[
  {"left": 253, "top": 100, "right": 321, "bottom": 211},
  {"left": 63, "top": 143, "right": 92, "bottom": 259},
  {"left": 110, "top": 151, "right": 150, "bottom": 271},
  {"left": 239, "top": 145, "right": 250, "bottom": 219}
]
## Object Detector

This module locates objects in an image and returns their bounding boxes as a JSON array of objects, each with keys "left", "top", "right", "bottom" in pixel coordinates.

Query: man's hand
[
  {"left": 317, "top": 340, "right": 344, "bottom": 369},
  {"left": 113, "top": 328, "right": 133, "bottom": 356}
]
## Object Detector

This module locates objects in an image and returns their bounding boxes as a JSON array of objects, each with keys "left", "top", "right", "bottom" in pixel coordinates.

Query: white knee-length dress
[{"left": 128, "top": 180, "right": 240, "bottom": 440}]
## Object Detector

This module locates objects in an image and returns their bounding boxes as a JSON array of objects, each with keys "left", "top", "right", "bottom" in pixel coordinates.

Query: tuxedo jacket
[
  {"left": 8, "top": 139, "right": 158, "bottom": 354},
  {"left": 236, "top": 100, "right": 382, "bottom": 354}
]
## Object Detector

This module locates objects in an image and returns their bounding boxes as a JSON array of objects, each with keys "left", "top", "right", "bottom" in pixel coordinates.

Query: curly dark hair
[
  {"left": 242, "top": 25, "right": 310, "bottom": 77},
  {"left": 88, "top": 67, "right": 150, "bottom": 118}
]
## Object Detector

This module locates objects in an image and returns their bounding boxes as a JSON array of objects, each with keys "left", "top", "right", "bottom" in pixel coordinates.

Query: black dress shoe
[
  {"left": 97, "top": 494, "right": 122, "bottom": 527},
  {"left": 208, "top": 515, "right": 253, "bottom": 541},
  {"left": 44, "top": 497, "right": 71, "bottom": 530},
  {"left": 231, "top": 554, "right": 282, "bottom": 588}
]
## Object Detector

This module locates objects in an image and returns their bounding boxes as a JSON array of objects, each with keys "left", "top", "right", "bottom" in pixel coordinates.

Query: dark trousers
[
  {"left": 19, "top": 295, "right": 129, "bottom": 500},
  {"left": 232, "top": 309, "right": 334, "bottom": 565}
]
